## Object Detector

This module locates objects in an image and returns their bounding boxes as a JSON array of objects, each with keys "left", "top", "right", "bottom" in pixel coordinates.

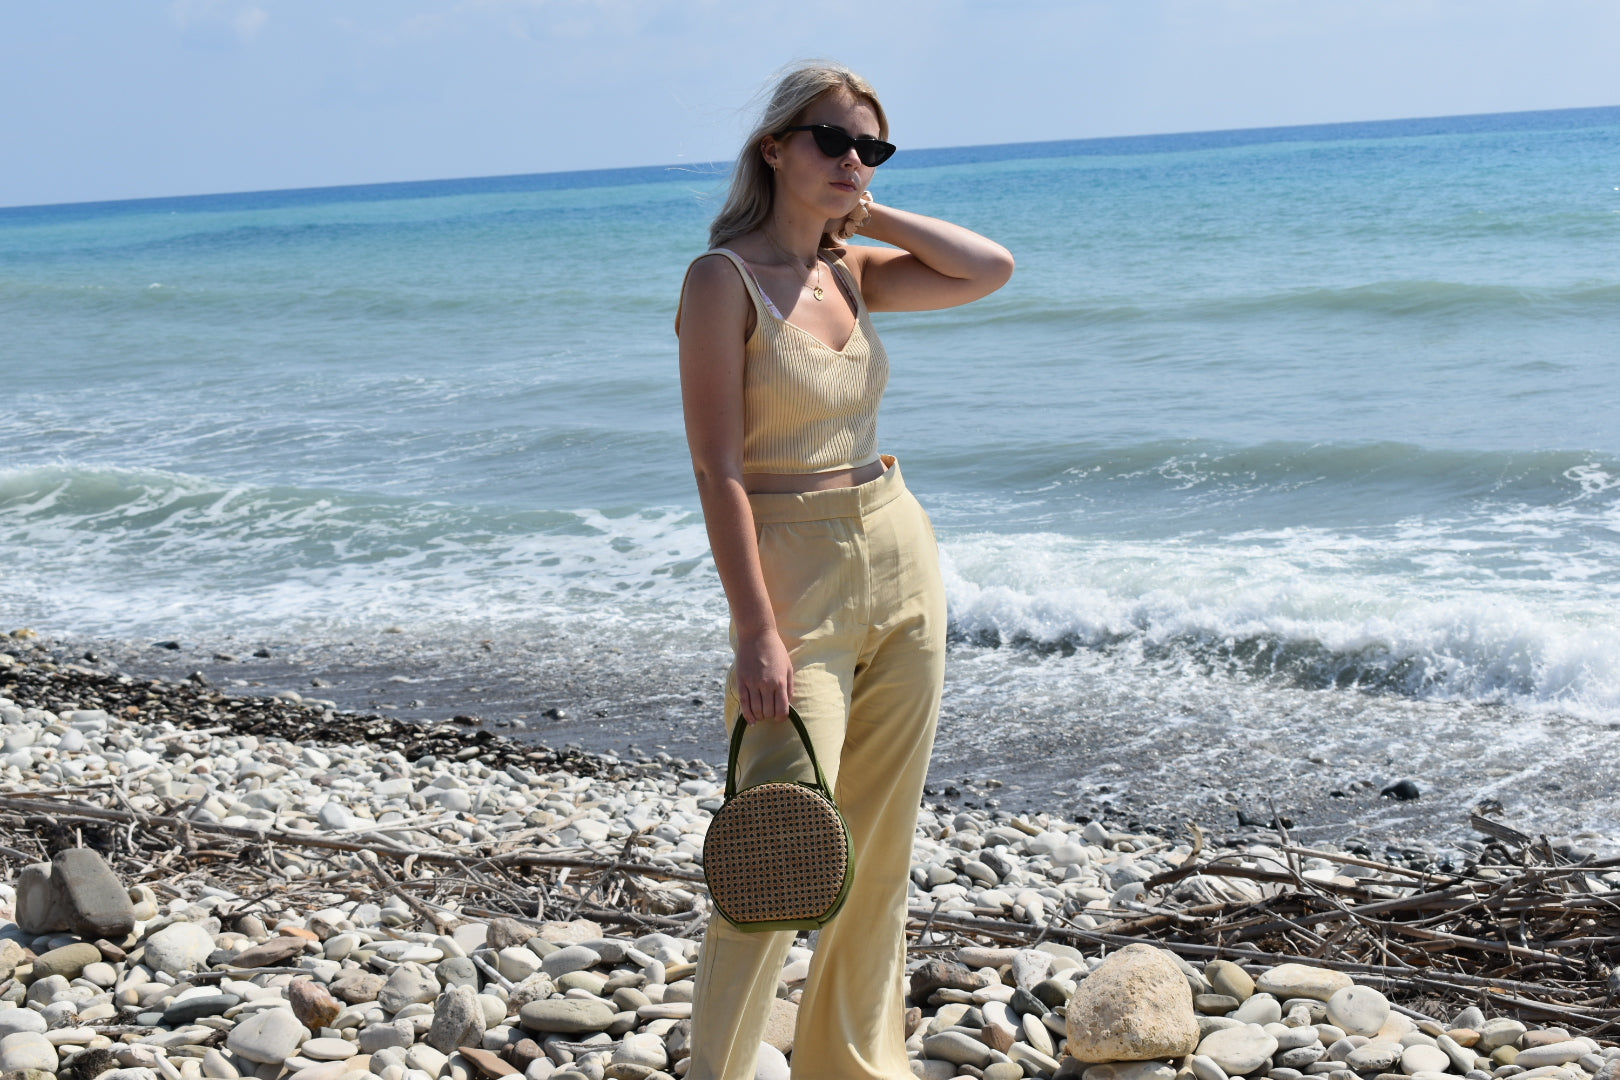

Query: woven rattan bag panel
[{"left": 705, "top": 781, "right": 849, "bottom": 924}]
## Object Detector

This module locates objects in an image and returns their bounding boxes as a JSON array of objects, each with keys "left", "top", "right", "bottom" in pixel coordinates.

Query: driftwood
[
  {"left": 901, "top": 821, "right": 1620, "bottom": 1037},
  {"left": 4, "top": 785, "right": 1617, "bottom": 1036}
]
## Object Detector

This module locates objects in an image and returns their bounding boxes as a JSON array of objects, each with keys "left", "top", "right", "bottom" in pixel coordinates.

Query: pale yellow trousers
[{"left": 688, "top": 457, "right": 947, "bottom": 1080}]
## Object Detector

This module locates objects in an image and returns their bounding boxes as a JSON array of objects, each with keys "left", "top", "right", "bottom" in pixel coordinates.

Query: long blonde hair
[{"left": 708, "top": 61, "right": 889, "bottom": 251}]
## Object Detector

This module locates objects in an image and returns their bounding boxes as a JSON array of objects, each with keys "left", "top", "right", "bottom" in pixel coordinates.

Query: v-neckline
[{"left": 726, "top": 249, "right": 862, "bottom": 355}]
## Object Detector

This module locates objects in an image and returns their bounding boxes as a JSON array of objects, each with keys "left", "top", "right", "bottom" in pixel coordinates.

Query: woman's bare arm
[
  {"left": 677, "top": 255, "right": 794, "bottom": 725},
  {"left": 842, "top": 202, "right": 1015, "bottom": 312}
]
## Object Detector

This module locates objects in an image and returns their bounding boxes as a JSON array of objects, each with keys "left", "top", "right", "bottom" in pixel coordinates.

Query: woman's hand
[{"left": 734, "top": 626, "right": 795, "bottom": 725}]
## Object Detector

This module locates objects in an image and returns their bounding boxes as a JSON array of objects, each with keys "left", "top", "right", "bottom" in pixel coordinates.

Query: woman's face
[{"left": 764, "top": 89, "right": 880, "bottom": 222}]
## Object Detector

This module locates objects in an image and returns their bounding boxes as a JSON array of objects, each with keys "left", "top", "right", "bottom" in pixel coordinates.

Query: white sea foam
[{"left": 939, "top": 526, "right": 1620, "bottom": 717}]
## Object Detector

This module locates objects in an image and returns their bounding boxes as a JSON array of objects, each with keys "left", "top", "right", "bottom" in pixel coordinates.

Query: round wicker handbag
[{"left": 702, "top": 707, "right": 854, "bottom": 932}]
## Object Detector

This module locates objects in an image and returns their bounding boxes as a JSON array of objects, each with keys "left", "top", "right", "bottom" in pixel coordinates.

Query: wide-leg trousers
[{"left": 687, "top": 456, "right": 948, "bottom": 1080}]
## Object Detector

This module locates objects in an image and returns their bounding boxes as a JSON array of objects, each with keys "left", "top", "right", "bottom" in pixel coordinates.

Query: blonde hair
[{"left": 708, "top": 61, "right": 889, "bottom": 251}]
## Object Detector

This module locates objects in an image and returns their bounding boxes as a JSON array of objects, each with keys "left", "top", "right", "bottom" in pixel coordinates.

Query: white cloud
[{"left": 169, "top": 0, "right": 268, "bottom": 42}]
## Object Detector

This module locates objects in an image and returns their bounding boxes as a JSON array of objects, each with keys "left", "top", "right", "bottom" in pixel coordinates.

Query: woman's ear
[{"left": 759, "top": 135, "right": 781, "bottom": 173}]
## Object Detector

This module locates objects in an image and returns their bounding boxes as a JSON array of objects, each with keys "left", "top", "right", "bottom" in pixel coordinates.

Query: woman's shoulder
[
  {"left": 676, "top": 250, "right": 755, "bottom": 335},
  {"left": 684, "top": 249, "right": 749, "bottom": 293}
]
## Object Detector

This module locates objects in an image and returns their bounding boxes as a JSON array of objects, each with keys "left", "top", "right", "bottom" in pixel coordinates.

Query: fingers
[{"left": 742, "top": 681, "right": 791, "bottom": 725}]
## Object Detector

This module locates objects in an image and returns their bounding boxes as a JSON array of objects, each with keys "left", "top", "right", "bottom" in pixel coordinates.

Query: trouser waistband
[{"left": 746, "top": 455, "right": 908, "bottom": 524}]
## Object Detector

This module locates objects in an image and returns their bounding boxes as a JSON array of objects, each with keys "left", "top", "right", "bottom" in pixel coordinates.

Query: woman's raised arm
[{"left": 843, "top": 202, "right": 1015, "bottom": 312}]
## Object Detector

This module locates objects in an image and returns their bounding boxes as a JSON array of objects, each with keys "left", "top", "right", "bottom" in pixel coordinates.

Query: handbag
[{"left": 702, "top": 706, "right": 854, "bottom": 932}]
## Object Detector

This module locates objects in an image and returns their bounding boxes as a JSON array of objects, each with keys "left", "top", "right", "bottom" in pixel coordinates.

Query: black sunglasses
[{"left": 775, "top": 124, "right": 897, "bottom": 167}]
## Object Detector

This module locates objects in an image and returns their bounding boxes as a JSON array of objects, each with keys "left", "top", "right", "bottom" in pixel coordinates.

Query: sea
[{"left": 4, "top": 105, "right": 1618, "bottom": 852}]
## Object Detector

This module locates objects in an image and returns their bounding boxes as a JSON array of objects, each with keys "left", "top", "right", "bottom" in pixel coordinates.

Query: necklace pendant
[{"left": 812, "top": 286, "right": 825, "bottom": 301}]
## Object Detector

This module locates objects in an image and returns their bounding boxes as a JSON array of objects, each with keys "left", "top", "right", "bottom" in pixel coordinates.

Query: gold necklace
[{"left": 762, "top": 230, "right": 824, "bottom": 301}]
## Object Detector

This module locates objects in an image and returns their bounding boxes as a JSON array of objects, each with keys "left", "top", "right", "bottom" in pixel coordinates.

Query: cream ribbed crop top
[{"left": 681, "top": 247, "right": 888, "bottom": 474}]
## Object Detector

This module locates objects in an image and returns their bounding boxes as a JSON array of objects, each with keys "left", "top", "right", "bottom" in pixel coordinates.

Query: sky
[{"left": 3, "top": 1, "right": 1619, "bottom": 208}]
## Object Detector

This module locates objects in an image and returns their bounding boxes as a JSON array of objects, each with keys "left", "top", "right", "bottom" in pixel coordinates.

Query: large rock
[
  {"left": 1065, "top": 944, "right": 1199, "bottom": 1063},
  {"left": 1254, "top": 964, "right": 1352, "bottom": 1003},
  {"left": 425, "top": 984, "right": 486, "bottom": 1054},
  {"left": 226, "top": 1008, "right": 307, "bottom": 1064},
  {"left": 54, "top": 848, "right": 137, "bottom": 938},
  {"left": 144, "top": 921, "right": 218, "bottom": 976},
  {"left": 14, "top": 863, "right": 72, "bottom": 935},
  {"left": 517, "top": 999, "right": 615, "bottom": 1035}
]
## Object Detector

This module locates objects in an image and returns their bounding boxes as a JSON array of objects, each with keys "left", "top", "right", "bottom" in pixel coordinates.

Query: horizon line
[{"left": 5, "top": 101, "right": 1618, "bottom": 215}]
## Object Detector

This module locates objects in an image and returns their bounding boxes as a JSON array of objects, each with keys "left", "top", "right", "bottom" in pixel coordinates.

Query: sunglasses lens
[
  {"left": 809, "top": 127, "right": 853, "bottom": 159},
  {"left": 858, "top": 140, "right": 895, "bottom": 167}
]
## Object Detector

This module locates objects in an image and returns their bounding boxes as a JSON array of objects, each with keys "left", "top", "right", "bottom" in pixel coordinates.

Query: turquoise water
[{"left": 4, "top": 107, "right": 1619, "bottom": 820}]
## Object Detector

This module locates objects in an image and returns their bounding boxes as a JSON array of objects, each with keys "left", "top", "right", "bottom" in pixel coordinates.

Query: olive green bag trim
[{"left": 703, "top": 706, "right": 855, "bottom": 933}]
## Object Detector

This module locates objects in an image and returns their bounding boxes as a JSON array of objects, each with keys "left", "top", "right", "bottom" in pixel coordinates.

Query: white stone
[
  {"left": 1232, "top": 993, "right": 1281, "bottom": 1025},
  {"left": 1196, "top": 1025, "right": 1278, "bottom": 1075},
  {"left": 227, "top": 1007, "right": 308, "bottom": 1064},
  {"left": 612, "top": 1034, "right": 668, "bottom": 1069},
  {"left": 1255, "top": 964, "right": 1353, "bottom": 1003},
  {"left": 1477, "top": 1019, "right": 1527, "bottom": 1052},
  {"left": 303, "top": 1039, "right": 359, "bottom": 1061},
  {"left": 1401, "top": 1045, "right": 1453, "bottom": 1074},
  {"left": 1188, "top": 1056, "right": 1228, "bottom": 1080},
  {"left": 0, "top": 1011, "right": 48, "bottom": 1037},
  {"left": 0, "top": 1031, "right": 60, "bottom": 1072},
  {"left": 405, "top": 1044, "right": 449, "bottom": 1077},
  {"left": 754, "top": 1043, "right": 789, "bottom": 1080},
  {"left": 144, "top": 921, "right": 218, "bottom": 976},
  {"left": 497, "top": 948, "right": 543, "bottom": 983},
  {"left": 1346, "top": 1041, "right": 1403, "bottom": 1072},
  {"left": 1515, "top": 1042, "right": 1592, "bottom": 1070},
  {"left": 1325, "top": 986, "right": 1389, "bottom": 1037}
]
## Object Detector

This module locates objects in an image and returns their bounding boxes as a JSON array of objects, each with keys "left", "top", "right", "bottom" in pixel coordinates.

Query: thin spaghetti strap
[
  {"left": 821, "top": 253, "right": 864, "bottom": 315},
  {"left": 709, "top": 248, "right": 784, "bottom": 320}
]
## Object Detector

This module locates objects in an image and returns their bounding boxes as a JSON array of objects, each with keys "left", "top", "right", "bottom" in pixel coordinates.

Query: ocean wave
[
  {"left": 940, "top": 531, "right": 1619, "bottom": 716},
  {"left": 4, "top": 462, "right": 1616, "bottom": 717},
  {"left": 0, "top": 464, "right": 724, "bottom": 640}
]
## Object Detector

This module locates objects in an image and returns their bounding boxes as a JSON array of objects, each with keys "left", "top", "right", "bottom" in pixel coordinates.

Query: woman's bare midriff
[{"left": 744, "top": 458, "right": 887, "bottom": 494}]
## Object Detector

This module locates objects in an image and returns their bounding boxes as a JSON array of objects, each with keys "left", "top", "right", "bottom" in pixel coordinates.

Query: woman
[{"left": 676, "top": 62, "right": 1014, "bottom": 1080}]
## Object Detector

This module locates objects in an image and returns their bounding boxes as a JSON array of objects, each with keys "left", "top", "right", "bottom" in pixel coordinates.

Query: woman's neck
[{"left": 763, "top": 208, "right": 824, "bottom": 262}]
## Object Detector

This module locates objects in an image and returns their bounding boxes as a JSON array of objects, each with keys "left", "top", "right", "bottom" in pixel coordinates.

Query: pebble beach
[{"left": 3, "top": 632, "right": 1618, "bottom": 1080}]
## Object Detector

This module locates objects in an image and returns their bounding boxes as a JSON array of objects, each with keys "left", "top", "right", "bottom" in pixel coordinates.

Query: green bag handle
[{"left": 724, "top": 706, "right": 832, "bottom": 800}]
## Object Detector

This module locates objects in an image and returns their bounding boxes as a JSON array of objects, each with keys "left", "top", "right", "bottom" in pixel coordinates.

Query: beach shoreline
[{"left": 15, "top": 629, "right": 1615, "bottom": 862}]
